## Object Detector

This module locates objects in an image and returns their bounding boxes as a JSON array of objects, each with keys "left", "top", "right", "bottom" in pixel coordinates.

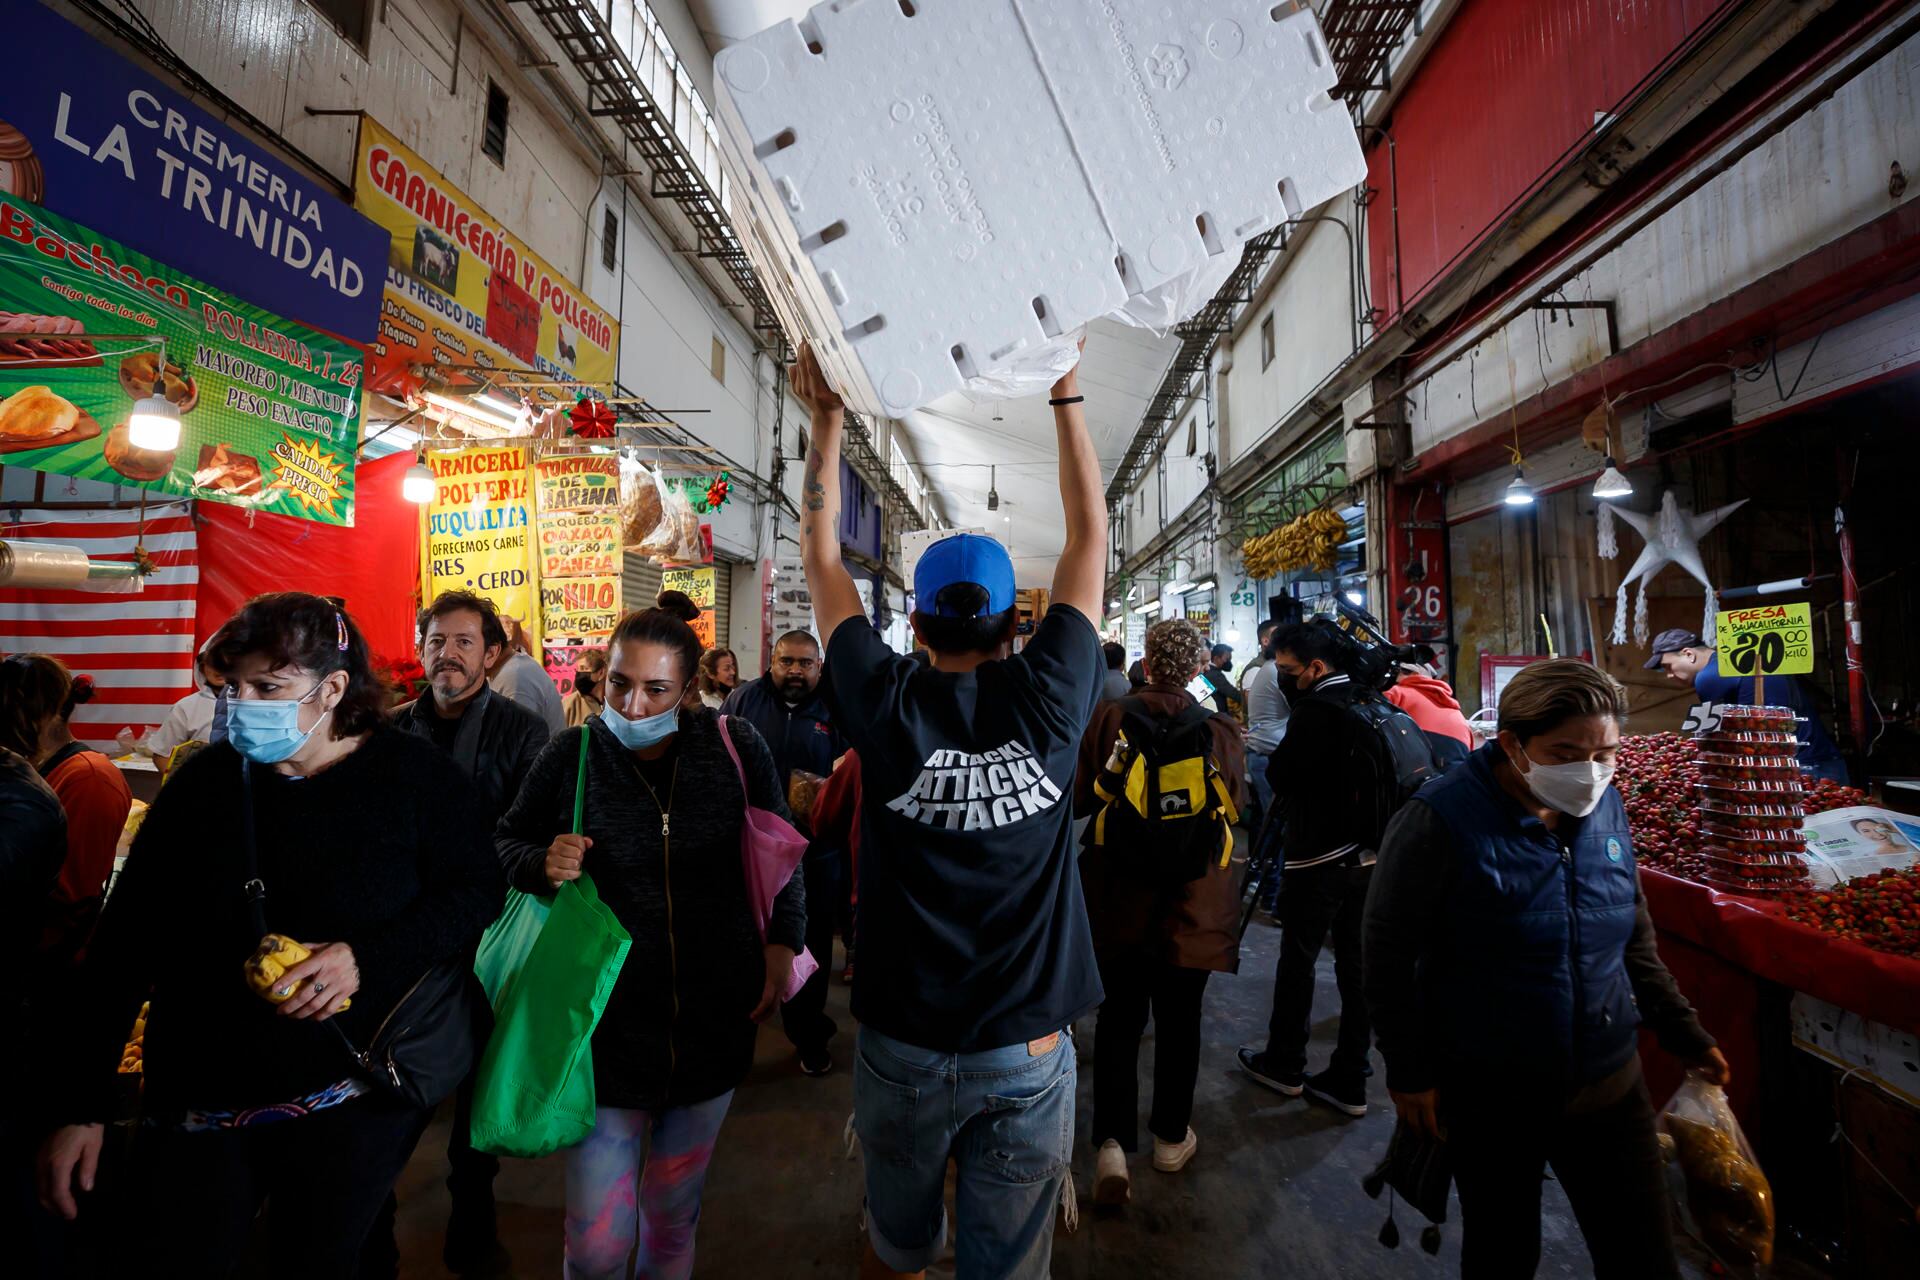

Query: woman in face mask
[
  {"left": 35, "top": 593, "right": 503, "bottom": 1273},
  {"left": 1362, "top": 658, "right": 1729, "bottom": 1279},
  {"left": 563, "top": 648, "right": 608, "bottom": 728},
  {"left": 495, "top": 606, "right": 806, "bottom": 1280}
]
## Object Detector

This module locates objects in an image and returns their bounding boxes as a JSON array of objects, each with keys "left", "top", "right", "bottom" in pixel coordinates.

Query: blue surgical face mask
[
  {"left": 227, "top": 681, "right": 331, "bottom": 765},
  {"left": 600, "top": 697, "right": 679, "bottom": 750}
]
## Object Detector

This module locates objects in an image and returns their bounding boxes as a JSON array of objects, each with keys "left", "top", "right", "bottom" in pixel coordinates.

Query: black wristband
[{"left": 1049, "top": 394, "right": 1084, "bottom": 406}]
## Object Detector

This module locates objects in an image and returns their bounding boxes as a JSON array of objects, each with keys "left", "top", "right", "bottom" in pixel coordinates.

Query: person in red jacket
[
  {"left": 812, "top": 750, "right": 863, "bottom": 983},
  {"left": 0, "top": 655, "right": 132, "bottom": 969},
  {"left": 1382, "top": 648, "right": 1474, "bottom": 770}
]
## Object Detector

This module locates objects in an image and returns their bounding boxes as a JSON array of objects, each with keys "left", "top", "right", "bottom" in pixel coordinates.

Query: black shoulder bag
[{"left": 240, "top": 758, "right": 483, "bottom": 1109}]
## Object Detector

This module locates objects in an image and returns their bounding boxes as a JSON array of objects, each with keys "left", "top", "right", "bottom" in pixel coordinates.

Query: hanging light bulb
[
  {"left": 126, "top": 395, "right": 181, "bottom": 452},
  {"left": 1592, "top": 456, "right": 1633, "bottom": 499},
  {"left": 1504, "top": 464, "right": 1535, "bottom": 506},
  {"left": 986, "top": 465, "right": 999, "bottom": 511},
  {"left": 402, "top": 458, "right": 436, "bottom": 504}
]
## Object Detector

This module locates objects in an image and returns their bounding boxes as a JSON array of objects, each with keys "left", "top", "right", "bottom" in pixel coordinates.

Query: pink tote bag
[{"left": 718, "top": 716, "right": 819, "bottom": 999}]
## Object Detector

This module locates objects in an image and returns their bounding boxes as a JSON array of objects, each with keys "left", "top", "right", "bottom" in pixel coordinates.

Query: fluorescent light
[
  {"left": 402, "top": 462, "right": 436, "bottom": 504},
  {"left": 1592, "top": 457, "right": 1633, "bottom": 499},
  {"left": 1126, "top": 585, "right": 1139, "bottom": 602},
  {"left": 1225, "top": 628, "right": 1242, "bottom": 643},
  {"left": 421, "top": 391, "right": 520, "bottom": 434},
  {"left": 474, "top": 391, "right": 522, "bottom": 418},
  {"left": 1167, "top": 580, "right": 1195, "bottom": 595},
  {"left": 127, "top": 396, "right": 181, "bottom": 451},
  {"left": 1191, "top": 576, "right": 1216, "bottom": 591},
  {"left": 1344, "top": 590, "right": 1365, "bottom": 606},
  {"left": 1107, "top": 600, "right": 1121, "bottom": 611},
  {"left": 1135, "top": 600, "right": 1162, "bottom": 615},
  {"left": 1504, "top": 465, "right": 1535, "bottom": 506}
]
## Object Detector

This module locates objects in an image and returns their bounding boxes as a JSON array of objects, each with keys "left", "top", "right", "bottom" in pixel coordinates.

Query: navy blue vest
[{"left": 1416, "top": 744, "right": 1641, "bottom": 1084}]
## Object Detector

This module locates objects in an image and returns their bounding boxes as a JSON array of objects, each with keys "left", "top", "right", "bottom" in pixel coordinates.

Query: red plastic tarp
[
  {"left": 1640, "top": 866, "right": 1920, "bottom": 1036},
  {"left": 194, "top": 452, "right": 421, "bottom": 671}
]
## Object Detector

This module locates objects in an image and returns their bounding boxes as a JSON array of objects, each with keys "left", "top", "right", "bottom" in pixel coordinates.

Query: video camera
[{"left": 1303, "top": 598, "right": 1432, "bottom": 694}]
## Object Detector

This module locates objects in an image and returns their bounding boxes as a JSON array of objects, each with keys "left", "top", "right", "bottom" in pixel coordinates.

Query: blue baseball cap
[{"left": 915, "top": 533, "right": 1016, "bottom": 617}]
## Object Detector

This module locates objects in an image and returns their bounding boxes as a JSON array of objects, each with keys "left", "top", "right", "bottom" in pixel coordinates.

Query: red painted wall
[{"left": 1366, "top": 0, "right": 1728, "bottom": 322}]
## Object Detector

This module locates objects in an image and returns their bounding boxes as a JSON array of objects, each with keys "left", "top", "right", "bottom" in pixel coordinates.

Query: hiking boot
[
  {"left": 1237, "top": 1047, "right": 1304, "bottom": 1096},
  {"left": 1151, "top": 1127, "right": 1198, "bottom": 1173},
  {"left": 800, "top": 1046, "right": 835, "bottom": 1077},
  {"left": 1303, "top": 1068, "right": 1368, "bottom": 1118},
  {"left": 1094, "top": 1140, "right": 1131, "bottom": 1205}
]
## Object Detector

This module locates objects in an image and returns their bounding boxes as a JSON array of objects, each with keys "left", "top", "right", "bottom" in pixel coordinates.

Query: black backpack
[
  {"left": 1084, "top": 697, "right": 1239, "bottom": 888},
  {"left": 1345, "top": 696, "right": 1445, "bottom": 847}
]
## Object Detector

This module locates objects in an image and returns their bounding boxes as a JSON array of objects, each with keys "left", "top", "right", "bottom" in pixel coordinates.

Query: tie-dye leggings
[{"left": 563, "top": 1092, "right": 734, "bottom": 1280}]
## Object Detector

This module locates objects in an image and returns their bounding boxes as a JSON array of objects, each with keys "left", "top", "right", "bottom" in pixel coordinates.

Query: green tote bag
[{"left": 470, "top": 729, "right": 631, "bottom": 1157}]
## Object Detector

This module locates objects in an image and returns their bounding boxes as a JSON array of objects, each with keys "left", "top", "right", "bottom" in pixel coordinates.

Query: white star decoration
[{"left": 1603, "top": 490, "right": 1747, "bottom": 646}]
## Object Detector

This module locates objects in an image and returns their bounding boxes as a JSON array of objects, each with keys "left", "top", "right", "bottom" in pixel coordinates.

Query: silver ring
[{"left": 314, "top": 981, "right": 328, "bottom": 994}]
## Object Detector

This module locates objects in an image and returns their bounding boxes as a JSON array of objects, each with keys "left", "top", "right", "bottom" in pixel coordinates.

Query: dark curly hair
[
  {"left": 611, "top": 607, "right": 702, "bottom": 685},
  {"left": 417, "top": 589, "right": 508, "bottom": 651},
  {"left": 0, "top": 653, "right": 80, "bottom": 757},
  {"left": 654, "top": 590, "right": 701, "bottom": 625},
  {"left": 207, "top": 592, "right": 388, "bottom": 739}
]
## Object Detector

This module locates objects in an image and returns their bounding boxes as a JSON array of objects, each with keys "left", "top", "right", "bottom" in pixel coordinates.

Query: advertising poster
[
  {"left": 0, "top": 3, "right": 385, "bottom": 340},
  {"left": 0, "top": 197, "right": 363, "bottom": 524},
  {"left": 535, "top": 453, "right": 621, "bottom": 691},
  {"left": 662, "top": 564, "right": 716, "bottom": 647},
  {"left": 421, "top": 445, "right": 539, "bottom": 644},
  {"left": 354, "top": 119, "right": 617, "bottom": 393},
  {"left": 1800, "top": 806, "right": 1920, "bottom": 887}
]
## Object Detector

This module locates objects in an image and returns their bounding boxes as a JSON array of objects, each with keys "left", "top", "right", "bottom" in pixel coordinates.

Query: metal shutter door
[
  {"left": 710, "top": 563, "right": 732, "bottom": 650},
  {"left": 621, "top": 552, "right": 662, "bottom": 622}
]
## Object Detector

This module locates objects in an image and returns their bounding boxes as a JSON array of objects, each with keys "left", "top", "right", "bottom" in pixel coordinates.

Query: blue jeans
[
  {"left": 854, "top": 1026, "right": 1075, "bottom": 1279},
  {"left": 1246, "top": 748, "right": 1274, "bottom": 834}
]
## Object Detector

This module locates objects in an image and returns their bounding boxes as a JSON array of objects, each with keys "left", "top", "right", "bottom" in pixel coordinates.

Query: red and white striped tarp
[{"left": 0, "top": 503, "right": 198, "bottom": 751}]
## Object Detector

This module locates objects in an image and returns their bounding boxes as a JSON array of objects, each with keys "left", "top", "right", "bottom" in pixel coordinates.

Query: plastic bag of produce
[
  {"left": 1657, "top": 1074, "right": 1775, "bottom": 1273},
  {"left": 619, "top": 456, "right": 666, "bottom": 548},
  {"left": 469, "top": 877, "right": 631, "bottom": 1158},
  {"left": 638, "top": 475, "right": 705, "bottom": 565}
]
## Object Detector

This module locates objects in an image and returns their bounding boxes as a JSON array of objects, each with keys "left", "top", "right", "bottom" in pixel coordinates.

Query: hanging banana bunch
[{"left": 1241, "top": 507, "right": 1347, "bottom": 580}]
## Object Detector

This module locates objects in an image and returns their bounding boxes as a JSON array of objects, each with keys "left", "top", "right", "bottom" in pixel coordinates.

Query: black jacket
[
  {"left": 495, "top": 710, "right": 806, "bottom": 1110},
  {"left": 719, "top": 674, "right": 845, "bottom": 832},
  {"left": 393, "top": 684, "right": 553, "bottom": 827},
  {"left": 2, "top": 749, "right": 65, "bottom": 1058},
  {"left": 1265, "top": 673, "right": 1398, "bottom": 869},
  {"left": 57, "top": 731, "right": 503, "bottom": 1121}
]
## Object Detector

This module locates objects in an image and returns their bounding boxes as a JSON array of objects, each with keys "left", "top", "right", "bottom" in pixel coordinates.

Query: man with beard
[
  {"left": 722, "top": 630, "right": 848, "bottom": 1075},
  {"left": 379, "top": 589, "right": 550, "bottom": 1277}
]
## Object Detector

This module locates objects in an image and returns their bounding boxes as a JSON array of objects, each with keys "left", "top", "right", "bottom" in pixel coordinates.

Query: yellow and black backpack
[{"left": 1086, "top": 697, "right": 1239, "bottom": 888}]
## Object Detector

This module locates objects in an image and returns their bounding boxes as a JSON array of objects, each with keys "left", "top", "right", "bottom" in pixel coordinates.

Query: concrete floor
[{"left": 393, "top": 920, "right": 1733, "bottom": 1279}]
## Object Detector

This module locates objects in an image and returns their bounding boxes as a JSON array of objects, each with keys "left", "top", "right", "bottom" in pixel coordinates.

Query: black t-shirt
[
  {"left": 424, "top": 708, "right": 462, "bottom": 753},
  {"left": 825, "top": 605, "right": 1106, "bottom": 1052}
]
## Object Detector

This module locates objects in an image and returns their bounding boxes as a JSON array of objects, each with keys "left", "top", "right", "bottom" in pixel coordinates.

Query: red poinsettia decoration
[
  {"left": 569, "top": 397, "right": 617, "bottom": 439},
  {"left": 705, "top": 471, "right": 730, "bottom": 510}
]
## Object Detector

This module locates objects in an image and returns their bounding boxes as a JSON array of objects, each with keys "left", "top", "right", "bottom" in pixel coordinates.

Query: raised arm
[
  {"left": 792, "top": 345, "right": 866, "bottom": 641},
  {"left": 1049, "top": 343, "right": 1108, "bottom": 621}
]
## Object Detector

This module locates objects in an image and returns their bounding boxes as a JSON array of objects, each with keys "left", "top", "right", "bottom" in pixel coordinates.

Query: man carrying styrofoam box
[{"left": 795, "top": 336, "right": 1106, "bottom": 1279}]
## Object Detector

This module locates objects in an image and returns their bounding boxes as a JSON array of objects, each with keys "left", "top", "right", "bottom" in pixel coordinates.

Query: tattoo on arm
[{"left": 803, "top": 448, "right": 826, "bottom": 514}]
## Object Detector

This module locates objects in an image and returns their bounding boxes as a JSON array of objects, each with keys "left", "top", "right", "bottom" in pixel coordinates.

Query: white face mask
[{"left": 1517, "top": 747, "right": 1616, "bottom": 817}]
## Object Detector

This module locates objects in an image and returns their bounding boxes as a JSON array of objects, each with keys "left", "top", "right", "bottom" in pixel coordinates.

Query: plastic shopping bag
[
  {"left": 469, "top": 876, "right": 632, "bottom": 1158},
  {"left": 1657, "top": 1073, "right": 1775, "bottom": 1274}
]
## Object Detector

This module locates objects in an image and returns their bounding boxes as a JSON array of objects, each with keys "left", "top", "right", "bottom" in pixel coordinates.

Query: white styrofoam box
[
  {"left": 1790, "top": 993, "right": 1920, "bottom": 1108},
  {"left": 713, "top": 0, "right": 1366, "bottom": 419}
]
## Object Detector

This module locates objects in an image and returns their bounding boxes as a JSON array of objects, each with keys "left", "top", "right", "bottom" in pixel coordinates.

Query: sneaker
[
  {"left": 1151, "top": 1127, "right": 1198, "bottom": 1173},
  {"left": 1303, "top": 1068, "right": 1368, "bottom": 1118},
  {"left": 1237, "top": 1047, "right": 1304, "bottom": 1096},
  {"left": 1093, "top": 1139, "right": 1131, "bottom": 1206},
  {"left": 800, "top": 1047, "right": 834, "bottom": 1077},
  {"left": 841, "top": 961, "right": 855, "bottom": 985}
]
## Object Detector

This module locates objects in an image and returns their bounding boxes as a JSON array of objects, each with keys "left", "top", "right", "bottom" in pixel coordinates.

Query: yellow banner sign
[
  {"left": 354, "top": 118, "right": 617, "bottom": 394},
  {"left": 1717, "top": 602, "right": 1814, "bottom": 677},
  {"left": 538, "top": 511, "right": 620, "bottom": 580},
  {"left": 662, "top": 565, "right": 716, "bottom": 609},
  {"left": 535, "top": 454, "right": 621, "bottom": 512},
  {"left": 422, "top": 445, "right": 540, "bottom": 647},
  {"left": 540, "top": 575, "right": 622, "bottom": 640}
]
